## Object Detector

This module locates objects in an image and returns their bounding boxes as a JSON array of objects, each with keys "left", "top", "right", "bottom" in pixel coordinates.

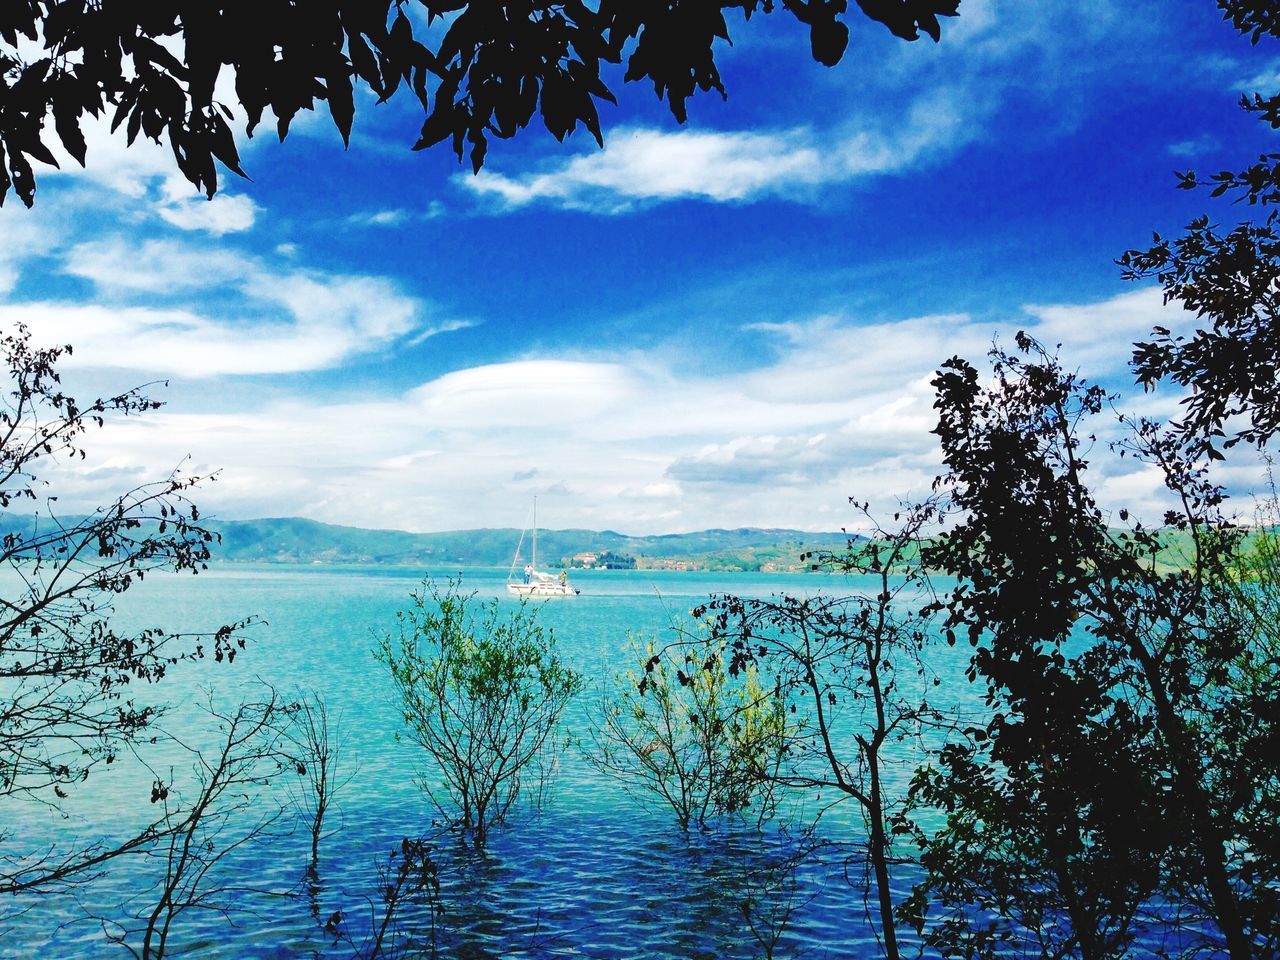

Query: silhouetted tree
[
  {"left": 100, "top": 689, "right": 296, "bottom": 960},
  {"left": 698, "top": 501, "right": 948, "bottom": 960},
  {"left": 734, "top": 835, "right": 818, "bottom": 960},
  {"left": 0, "top": 323, "right": 249, "bottom": 906},
  {"left": 1122, "top": 1, "right": 1280, "bottom": 454},
  {"left": 322, "top": 837, "right": 442, "bottom": 960},
  {"left": 908, "top": 335, "right": 1278, "bottom": 959},
  {"left": 0, "top": 0, "right": 959, "bottom": 207},
  {"left": 283, "top": 690, "right": 355, "bottom": 867}
]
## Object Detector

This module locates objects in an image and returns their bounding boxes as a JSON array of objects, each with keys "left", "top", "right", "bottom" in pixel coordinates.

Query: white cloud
[
  {"left": 65, "top": 237, "right": 250, "bottom": 293},
  {"left": 40, "top": 114, "right": 258, "bottom": 234},
  {"left": 1168, "top": 134, "right": 1220, "bottom": 158},
  {"left": 468, "top": 127, "right": 824, "bottom": 210},
  {"left": 463, "top": 102, "right": 964, "bottom": 212},
  {"left": 14, "top": 236, "right": 436, "bottom": 377},
  {"left": 344, "top": 201, "right": 448, "bottom": 228},
  {"left": 6, "top": 298, "right": 406, "bottom": 377},
  {"left": 1239, "top": 59, "right": 1280, "bottom": 93},
  {"left": 157, "top": 188, "right": 258, "bottom": 235},
  {"left": 347, "top": 209, "right": 409, "bottom": 227},
  {"left": 407, "top": 360, "right": 639, "bottom": 428},
  {"left": 0, "top": 210, "right": 52, "bottom": 296},
  {"left": 1022, "top": 286, "right": 1184, "bottom": 373},
  {"left": 41, "top": 287, "right": 1210, "bottom": 534},
  {"left": 43, "top": 113, "right": 173, "bottom": 199}
]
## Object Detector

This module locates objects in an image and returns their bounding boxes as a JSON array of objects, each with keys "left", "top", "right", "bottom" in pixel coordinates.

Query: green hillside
[
  {"left": 203, "top": 517, "right": 855, "bottom": 569},
  {"left": 9, "top": 512, "right": 1262, "bottom": 574}
]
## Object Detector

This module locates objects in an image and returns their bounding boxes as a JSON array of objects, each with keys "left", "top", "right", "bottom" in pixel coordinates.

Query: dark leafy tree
[
  {"left": 0, "top": 0, "right": 959, "bottom": 207},
  {"left": 1122, "top": 216, "right": 1280, "bottom": 456},
  {"left": 909, "top": 335, "right": 1278, "bottom": 959},
  {"left": 696, "top": 501, "right": 949, "bottom": 960},
  {"left": 1120, "top": 1, "right": 1280, "bottom": 453},
  {"left": 0, "top": 323, "right": 250, "bottom": 904}
]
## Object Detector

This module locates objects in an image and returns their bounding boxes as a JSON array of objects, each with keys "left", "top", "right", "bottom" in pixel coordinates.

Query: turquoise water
[{"left": 5, "top": 564, "right": 966, "bottom": 959}]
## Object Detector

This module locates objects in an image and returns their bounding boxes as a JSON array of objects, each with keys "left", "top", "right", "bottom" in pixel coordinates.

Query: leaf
[
  {"left": 413, "top": 107, "right": 455, "bottom": 151},
  {"left": 208, "top": 115, "right": 247, "bottom": 177},
  {"left": 53, "top": 96, "right": 87, "bottom": 166},
  {"left": 7, "top": 148, "right": 36, "bottom": 207},
  {"left": 326, "top": 66, "right": 356, "bottom": 147},
  {"left": 348, "top": 32, "right": 382, "bottom": 92}
]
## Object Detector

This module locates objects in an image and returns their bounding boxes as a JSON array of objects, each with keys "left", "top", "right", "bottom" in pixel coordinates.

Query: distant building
[
  {"left": 566, "top": 550, "right": 636, "bottom": 569},
  {"left": 642, "top": 558, "right": 693, "bottom": 571}
]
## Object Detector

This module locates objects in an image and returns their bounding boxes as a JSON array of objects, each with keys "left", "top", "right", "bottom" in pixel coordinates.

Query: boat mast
[{"left": 532, "top": 496, "right": 538, "bottom": 572}]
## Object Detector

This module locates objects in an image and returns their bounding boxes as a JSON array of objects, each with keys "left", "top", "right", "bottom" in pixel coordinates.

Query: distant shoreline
[
  {"left": 192, "top": 516, "right": 857, "bottom": 573},
  {"left": 205, "top": 555, "right": 840, "bottom": 574}
]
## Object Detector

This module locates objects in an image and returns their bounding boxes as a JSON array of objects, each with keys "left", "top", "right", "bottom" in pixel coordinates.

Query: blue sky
[{"left": 3, "top": 0, "right": 1278, "bottom": 534}]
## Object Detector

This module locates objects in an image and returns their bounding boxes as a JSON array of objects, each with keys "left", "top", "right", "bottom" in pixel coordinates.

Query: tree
[
  {"left": 1120, "top": 1, "right": 1280, "bottom": 453},
  {"left": 0, "top": 323, "right": 249, "bottom": 903},
  {"left": 586, "top": 631, "right": 786, "bottom": 829},
  {"left": 910, "top": 335, "right": 1278, "bottom": 959},
  {"left": 100, "top": 689, "right": 296, "bottom": 960},
  {"left": 733, "top": 834, "right": 820, "bottom": 960},
  {"left": 0, "top": 0, "right": 959, "bottom": 207},
  {"left": 282, "top": 690, "right": 355, "bottom": 868},
  {"left": 322, "top": 837, "right": 442, "bottom": 960},
  {"left": 376, "top": 578, "right": 581, "bottom": 846},
  {"left": 698, "top": 501, "right": 947, "bottom": 960}
]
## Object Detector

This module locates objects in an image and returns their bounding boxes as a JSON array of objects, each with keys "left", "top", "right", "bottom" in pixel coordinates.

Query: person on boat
[
  {"left": 559, "top": 570, "right": 568, "bottom": 585},
  {"left": 524, "top": 564, "right": 533, "bottom": 584}
]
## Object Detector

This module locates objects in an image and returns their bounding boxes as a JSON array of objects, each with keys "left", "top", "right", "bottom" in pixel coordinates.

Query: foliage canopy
[
  {"left": 1122, "top": 1, "right": 1280, "bottom": 453},
  {"left": 0, "top": 0, "right": 959, "bottom": 208},
  {"left": 911, "top": 335, "right": 1279, "bottom": 960}
]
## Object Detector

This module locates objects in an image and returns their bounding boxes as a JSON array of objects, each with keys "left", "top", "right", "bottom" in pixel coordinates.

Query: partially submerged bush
[
  {"left": 377, "top": 579, "right": 582, "bottom": 845},
  {"left": 587, "top": 632, "right": 786, "bottom": 829}
]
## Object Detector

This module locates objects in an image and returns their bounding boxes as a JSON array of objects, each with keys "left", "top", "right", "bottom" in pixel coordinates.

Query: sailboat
[{"left": 507, "top": 497, "right": 578, "bottom": 597}]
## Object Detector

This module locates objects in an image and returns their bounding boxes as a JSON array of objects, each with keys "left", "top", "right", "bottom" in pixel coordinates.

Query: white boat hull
[{"left": 507, "top": 581, "right": 578, "bottom": 597}]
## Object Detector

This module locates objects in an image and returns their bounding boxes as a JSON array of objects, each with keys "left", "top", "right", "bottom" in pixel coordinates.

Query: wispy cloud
[
  {"left": 41, "top": 113, "right": 258, "bottom": 235},
  {"left": 1022, "top": 286, "right": 1173, "bottom": 370},
  {"left": 0, "top": 212, "right": 51, "bottom": 296},
  {"left": 10, "top": 236, "right": 445, "bottom": 377},
  {"left": 466, "top": 127, "right": 824, "bottom": 210},
  {"left": 157, "top": 184, "right": 258, "bottom": 235},
  {"left": 1167, "top": 133, "right": 1220, "bottom": 158},
  {"left": 1238, "top": 58, "right": 1280, "bottom": 93},
  {"left": 345, "top": 202, "right": 446, "bottom": 227},
  {"left": 458, "top": 0, "right": 1136, "bottom": 214},
  {"left": 348, "top": 209, "right": 410, "bottom": 227},
  {"left": 463, "top": 99, "right": 964, "bottom": 213}
]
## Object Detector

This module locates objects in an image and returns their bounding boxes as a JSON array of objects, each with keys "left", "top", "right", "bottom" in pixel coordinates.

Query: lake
[{"left": 4, "top": 563, "right": 971, "bottom": 960}]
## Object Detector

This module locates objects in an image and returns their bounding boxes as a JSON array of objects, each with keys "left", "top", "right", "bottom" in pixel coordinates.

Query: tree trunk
[
  {"left": 867, "top": 765, "right": 900, "bottom": 960},
  {"left": 1117, "top": 615, "right": 1252, "bottom": 960}
]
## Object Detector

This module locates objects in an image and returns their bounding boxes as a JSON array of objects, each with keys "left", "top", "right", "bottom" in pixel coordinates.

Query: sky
[{"left": 3, "top": 0, "right": 1279, "bottom": 535}]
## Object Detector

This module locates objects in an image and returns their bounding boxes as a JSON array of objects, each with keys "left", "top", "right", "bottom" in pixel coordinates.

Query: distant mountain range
[
  {"left": 202, "top": 517, "right": 856, "bottom": 570},
  {"left": 1, "top": 512, "right": 1228, "bottom": 573}
]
